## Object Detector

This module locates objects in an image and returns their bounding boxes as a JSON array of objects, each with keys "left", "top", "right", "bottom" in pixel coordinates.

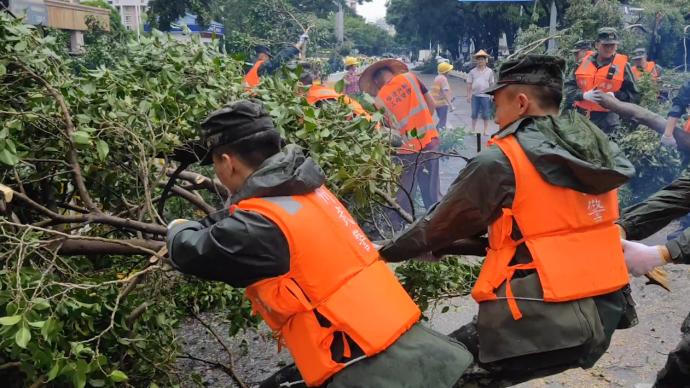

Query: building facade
[
  {"left": 105, "top": 0, "right": 147, "bottom": 34},
  {"left": 4, "top": 0, "right": 110, "bottom": 52}
]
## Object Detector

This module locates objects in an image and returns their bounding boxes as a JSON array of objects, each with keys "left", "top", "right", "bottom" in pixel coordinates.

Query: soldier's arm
[
  {"left": 379, "top": 147, "right": 515, "bottom": 262},
  {"left": 167, "top": 209, "right": 290, "bottom": 287},
  {"left": 258, "top": 46, "right": 301, "bottom": 76},
  {"left": 619, "top": 169, "right": 690, "bottom": 263},
  {"left": 663, "top": 81, "right": 690, "bottom": 137}
]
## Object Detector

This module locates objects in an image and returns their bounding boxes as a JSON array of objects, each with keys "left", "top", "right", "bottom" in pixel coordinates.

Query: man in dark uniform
[
  {"left": 243, "top": 35, "right": 308, "bottom": 89},
  {"left": 565, "top": 27, "right": 639, "bottom": 134},
  {"left": 379, "top": 55, "right": 637, "bottom": 386},
  {"left": 619, "top": 171, "right": 690, "bottom": 387}
]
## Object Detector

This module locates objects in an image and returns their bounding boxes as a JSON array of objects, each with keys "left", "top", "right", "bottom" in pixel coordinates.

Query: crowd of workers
[{"left": 162, "top": 27, "right": 690, "bottom": 387}]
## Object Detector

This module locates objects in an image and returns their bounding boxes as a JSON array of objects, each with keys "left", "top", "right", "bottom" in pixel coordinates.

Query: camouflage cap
[
  {"left": 483, "top": 55, "right": 565, "bottom": 95},
  {"left": 632, "top": 47, "right": 647, "bottom": 60},
  {"left": 570, "top": 40, "right": 592, "bottom": 53},
  {"left": 596, "top": 27, "right": 619, "bottom": 44},
  {"left": 197, "top": 100, "right": 277, "bottom": 165}
]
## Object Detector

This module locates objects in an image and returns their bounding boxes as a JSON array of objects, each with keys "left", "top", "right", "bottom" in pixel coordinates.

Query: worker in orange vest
[
  {"left": 243, "top": 34, "right": 308, "bottom": 90},
  {"left": 299, "top": 67, "right": 370, "bottom": 118},
  {"left": 631, "top": 48, "right": 661, "bottom": 81},
  {"left": 380, "top": 55, "right": 638, "bottom": 386},
  {"left": 359, "top": 59, "right": 441, "bottom": 230},
  {"left": 566, "top": 27, "right": 640, "bottom": 134},
  {"left": 166, "top": 100, "right": 472, "bottom": 388}
]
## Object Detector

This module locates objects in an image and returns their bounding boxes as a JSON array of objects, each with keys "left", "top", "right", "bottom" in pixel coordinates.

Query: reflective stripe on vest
[
  {"left": 306, "top": 85, "right": 372, "bottom": 120},
  {"left": 244, "top": 59, "right": 265, "bottom": 90},
  {"left": 632, "top": 61, "right": 659, "bottom": 80},
  {"left": 375, "top": 73, "right": 439, "bottom": 154},
  {"left": 471, "top": 135, "right": 629, "bottom": 321},
  {"left": 240, "top": 187, "right": 420, "bottom": 386},
  {"left": 574, "top": 53, "right": 628, "bottom": 112}
]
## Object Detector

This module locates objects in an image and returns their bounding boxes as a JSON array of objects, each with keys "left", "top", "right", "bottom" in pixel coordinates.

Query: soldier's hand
[
  {"left": 661, "top": 133, "right": 677, "bottom": 148},
  {"left": 621, "top": 239, "right": 666, "bottom": 277},
  {"left": 582, "top": 89, "right": 597, "bottom": 102}
]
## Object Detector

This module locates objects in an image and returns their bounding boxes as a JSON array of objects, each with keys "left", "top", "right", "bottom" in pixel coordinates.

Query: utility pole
[
  {"left": 335, "top": 2, "right": 344, "bottom": 47},
  {"left": 547, "top": 0, "right": 557, "bottom": 54}
]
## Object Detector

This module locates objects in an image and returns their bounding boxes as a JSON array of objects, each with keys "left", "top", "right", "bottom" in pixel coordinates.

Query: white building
[{"left": 104, "top": 0, "right": 147, "bottom": 33}]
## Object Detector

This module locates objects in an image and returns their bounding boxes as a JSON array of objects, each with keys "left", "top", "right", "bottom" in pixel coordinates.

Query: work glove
[
  {"left": 661, "top": 133, "right": 677, "bottom": 147},
  {"left": 582, "top": 89, "right": 597, "bottom": 102},
  {"left": 621, "top": 239, "right": 666, "bottom": 277},
  {"left": 167, "top": 218, "right": 189, "bottom": 230},
  {"left": 299, "top": 33, "right": 309, "bottom": 44}
]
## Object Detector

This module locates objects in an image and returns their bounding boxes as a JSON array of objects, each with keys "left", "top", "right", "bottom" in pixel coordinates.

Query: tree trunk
[{"left": 593, "top": 92, "right": 690, "bottom": 153}]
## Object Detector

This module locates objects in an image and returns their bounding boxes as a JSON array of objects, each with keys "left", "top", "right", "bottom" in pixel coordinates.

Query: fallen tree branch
[
  {"left": 15, "top": 62, "right": 98, "bottom": 212},
  {"left": 373, "top": 187, "right": 413, "bottom": 224},
  {"left": 57, "top": 239, "right": 164, "bottom": 256},
  {"left": 170, "top": 185, "right": 216, "bottom": 215},
  {"left": 190, "top": 311, "right": 248, "bottom": 388},
  {"left": 167, "top": 169, "right": 229, "bottom": 200},
  {"left": 593, "top": 91, "right": 690, "bottom": 152},
  {"left": 11, "top": 190, "right": 166, "bottom": 235}
]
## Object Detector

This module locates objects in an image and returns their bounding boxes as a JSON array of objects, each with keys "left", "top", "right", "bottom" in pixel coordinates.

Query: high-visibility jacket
[
  {"left": 574, "top": 52, "right": 629, "bottom": 112},
  {"left": 471, "top": 135, "right": 629, "bottom": 321},
  {"left": 306, "top": 85, "right": 370, "bottom": 119},
  {"left": 240, "top": 186, "right": 421, "bottom": 387},
  {"left": 375, "top": 72, "right": 439, "bottom": 154},
  {"left": 631, "top": 61, "right": 659, "bottom": 80},
  {"left": 244, "top": 59, "right": 265, "bottom": 90}
]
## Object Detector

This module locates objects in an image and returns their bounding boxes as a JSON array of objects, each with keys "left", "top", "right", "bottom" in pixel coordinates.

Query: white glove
[
  {"left": 621, "top": 239, "right": 666, "bottom": 277},
  {"left": 167, "top": 218, "right": 189, "bottom": 230},
  {"left": 582, "top": 90, "right": 597, "bottom": 102},
  {"left": 299, "top": 33, "right": 309, "bottom": 43},
  {"left": 661, "top": 133, "right": 677, "bottom": 147}
]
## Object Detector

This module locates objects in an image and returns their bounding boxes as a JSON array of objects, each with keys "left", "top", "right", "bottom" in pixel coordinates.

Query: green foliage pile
[
  {"left": 396, "top": 257, "right": 480, "bottom": 313},
  {"left": 614, "top": 127, "right": 682, "bottom": 208}
]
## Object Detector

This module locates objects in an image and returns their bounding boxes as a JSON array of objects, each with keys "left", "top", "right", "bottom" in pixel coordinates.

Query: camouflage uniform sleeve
[
  {"left": 258, "top": 46, "right": 300, "bottom": 76},
  {"left": 379, "top": 147, "right": 515, "bottom": 262},
  {"left": 563, "top": 71, "right": 581, "bottom": 111},
  {"left": 668, "top": 80, "right": 690, "bottom": 118},
  {"left": 618, "top": 168, "right": 690, "bottom": 264},
  {"left": 614, "top": 62, "right": 640, "bottom": 104}
]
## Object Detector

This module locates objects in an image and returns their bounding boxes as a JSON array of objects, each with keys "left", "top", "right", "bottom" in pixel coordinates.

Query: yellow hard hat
[
  {"left": 344, "top": 56, "right": 360, "bottom": 66},
  {"left": 438, "top": 62, "right": 454, "bottom": 74}
]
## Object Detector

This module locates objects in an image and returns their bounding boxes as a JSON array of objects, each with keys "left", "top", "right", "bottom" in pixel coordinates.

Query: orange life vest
[
  {"left": 375, "top": 72, "right": 439, "bottom": 154},
  {"left": 471, "top": 135, "right": 629, "bottom": 321},
  {"left": 631, "top": 61, "right": 659, "bottom": 80},
  {"left": 244, "top": 59, "right": 265, "bottom": 90},
  {"left": 240, "top": 186, "right": 420, "bottom": 387},
  {"left": 306, "top": 85, "right": 371, "bottom": 119},
  {"left": 574, "top": 52, "right": 629, "bottom": 112}
]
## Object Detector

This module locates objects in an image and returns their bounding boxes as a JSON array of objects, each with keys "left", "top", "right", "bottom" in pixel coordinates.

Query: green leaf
[
  {"left": 14, "top": 40, "right": 27, "bottom": 51},
  {"left": 15, "top": 325, "right": 31, "bottom": 348},
  {"left": 72, "top": 131, "right": 91, "bottom": 145},
  {"left": 82, "top": 83, "right": 96, "bottom": 95},
  {"left": 0, "top": 315, "right": 22, "bottom": 326},
  {"left": 0, "top": 148, "right": 18, "bottom": 166},
  {"left": 28, "top": 320, "right": 45, "bottom": 328},
  {"left": 47, "top": 361, "right": 62, "bottom": 381},
  {"left": 334, "top": 79, "right": 345, "bottom": 94},
  {"left": 0, "top": 63, "right": 6, "bottom": 77},
  {"left": 96, "top": 140, "right": 109, "bottom": 161},
  {"left": 88, "top": 379, "right": 106, "bottom": 387},
  {"left": 109, "top": 370, "right": 128, "bottom": 382}
]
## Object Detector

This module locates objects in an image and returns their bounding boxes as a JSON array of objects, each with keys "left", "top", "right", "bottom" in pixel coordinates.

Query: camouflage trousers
[{"left": 655, "top": 311, "right": 690, "bottom": 388}]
